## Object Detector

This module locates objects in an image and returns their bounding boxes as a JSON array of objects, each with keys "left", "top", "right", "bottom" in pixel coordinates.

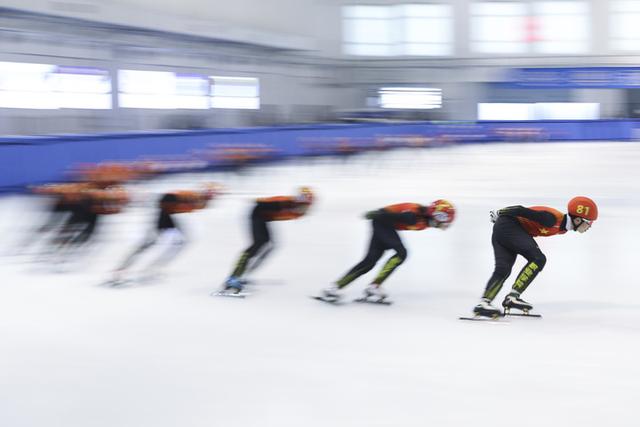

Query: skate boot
[
  {"left": 223, "top": 276, "right": 244, "bottom": 294},
  {"left": 104, "top": 269, "right": 130, "bottom": 286},
  {"left": 473, "top": 298, "right": 502, "bottom": 318},
  {"left": 363, "top": 284, "right": 388, "bottom": 303},
  {"left": 502, "top": 293, "right": 533, "bottom": 314},
  {"left": 319, "top": 285, "right": 342, "bottom": 302}
]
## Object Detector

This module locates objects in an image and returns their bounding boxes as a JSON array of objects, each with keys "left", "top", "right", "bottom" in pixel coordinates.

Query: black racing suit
[
  {"left": 482, "top": 206, "right": 565, "bottom": 301},
  {"left": 56, "top": 196, "right": 99, "bottom": 246},
  {"left": 116, "top": 193, "right": 183, "bottom": 273},
  {"left": 335, "top": 210, "right": 422, "bottom": 288},
  {"left": 229, "top": 199, "right": 302, "bottom": 278}
]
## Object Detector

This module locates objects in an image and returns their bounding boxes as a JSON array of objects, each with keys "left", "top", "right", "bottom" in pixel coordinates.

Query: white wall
[
  {"left": 0, "top": 6, "right": 353, "bottom": 134},
  {"left": 0, "top": 0, "right": 341, "bottom": 52}
]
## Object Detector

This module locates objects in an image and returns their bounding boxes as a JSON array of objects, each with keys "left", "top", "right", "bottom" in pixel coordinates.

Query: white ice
[{"left": 1, "top": 141, "right": 639, "bottom": 427}]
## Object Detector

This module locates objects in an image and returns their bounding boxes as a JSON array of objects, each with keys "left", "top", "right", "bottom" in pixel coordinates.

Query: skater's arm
[
  {"left": 256, "top": 197, "right": 296, "bottom": 211},
  {"left": 368, "top": 209, "right": 418, "bottom": 225},
  {"left": 498, "top": 206, "right": 556, "bottom": 227}
]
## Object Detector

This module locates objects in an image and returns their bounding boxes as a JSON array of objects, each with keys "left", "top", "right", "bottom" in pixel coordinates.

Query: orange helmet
[
  {"left": 428, "top": 199, "right": 456, "bottom": 229},
  {"left": 202, "top": 183, "right": 223, "bottom": 201},
  {"left": 297, "top": 186, "right": 314, "bottom": 205},
  {"left": 568, "top": 196, "right": 598, "bottom": 221}
]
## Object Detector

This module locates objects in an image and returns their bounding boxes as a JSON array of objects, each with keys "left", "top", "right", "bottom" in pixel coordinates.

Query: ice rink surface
[{"left": 1, "top": 141, "right": 639, "bottom": 427}]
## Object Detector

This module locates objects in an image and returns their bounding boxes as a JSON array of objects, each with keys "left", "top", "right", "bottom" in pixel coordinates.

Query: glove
[
  {"left": 489, "top": 210, "right": 500, "bottom": 223},
  {"left": 364, "top": 210, "right": 379, "bottom": 220}
]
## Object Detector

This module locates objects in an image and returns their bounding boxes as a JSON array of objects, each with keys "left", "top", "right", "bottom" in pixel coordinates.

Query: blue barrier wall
[{"left": 1, "top": 120, "right": 638, "bottom": 191}]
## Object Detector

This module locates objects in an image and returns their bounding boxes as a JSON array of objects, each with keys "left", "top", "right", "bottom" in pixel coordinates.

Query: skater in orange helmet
[
  {"left": 218, "top": 187, "right": 314, "bottom": 296},
  {"left": 472, "top": 196, "right": 598, "bottom": 318},
  {"left": 317, "top": 199, "right": 455, "bottom": 304},
  {"left": 110, "top": 185, "right": 219, "bottom": 285}
]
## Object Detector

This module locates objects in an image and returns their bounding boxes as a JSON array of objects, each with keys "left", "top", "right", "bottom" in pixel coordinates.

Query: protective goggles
[{"left": 576, "top": 218, "right": 592, "bottom": 233}]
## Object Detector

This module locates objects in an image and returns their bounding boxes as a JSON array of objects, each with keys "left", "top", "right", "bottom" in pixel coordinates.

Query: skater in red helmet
[
  {"left": 317, "top": 199, "right": 455, "bottom": 304},
  {"left": 473, "top": 196, "right": 598, "bottom": 318}
]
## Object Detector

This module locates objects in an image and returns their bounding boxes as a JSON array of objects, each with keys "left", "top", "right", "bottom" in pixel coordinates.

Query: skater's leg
[
  {"left": 474, "top": 218, "right": 519, "bottom": 317},
  {"left": 230, "top": 213, "right": 270, "bottom": 279},
  {"left": 69, "top": 214, "right": 98, "bottom": 246},
  {"left": 335, "top": 235, "right": 384, "bottom": 288},
  {"left": 371, "top": 227, "right": 406, "bottom": 286},
  {"left": 38, "top": 202, "right": 69, "bottom": 233},
  {"left": 246, "top": 241, "right": 274, "bottom": 274},
  {"left": 482, "top": 240, "right": 517, "bottom": 302},
  {"left": 500, "top": 246, "right": 546, "bottom": 313},
  {"left": 510, "top": 247, "right": 546, "bottom": 295},
  {"left": 18, "top": 207, "right": 68, "bottom": 253},
  {"left": 116, "top": 232, "right": 158, "bottom": 272},
  {"left": 145, "top": 229, "right": 186, "bottom": 271},
  {"left": 495, "top": 217, "right": 547, "bottom": 296}
]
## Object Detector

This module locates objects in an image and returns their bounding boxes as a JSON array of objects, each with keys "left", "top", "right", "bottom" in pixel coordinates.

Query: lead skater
[{"left": 472, "top": 196, "right": 598, "bottom": 318}]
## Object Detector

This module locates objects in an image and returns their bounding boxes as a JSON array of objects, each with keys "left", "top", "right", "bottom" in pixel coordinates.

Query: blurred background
[
  {"left": 0, "top": 0, "right": 639, "bottom": 134},
  {"left": 2, "top": 0, "right": 640, "bottom": 189}
]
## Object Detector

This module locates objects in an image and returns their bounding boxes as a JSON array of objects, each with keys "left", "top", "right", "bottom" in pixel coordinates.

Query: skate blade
[
  {"left": 503, "top": 311, "right": 542, "bottom": 318},
  {"left": 311, "top": 295, "right": 343, "bottom": 305},
  {"left": 459, "top": 315, "right": 508, "bottom": 323},
  {"left": 99, "top": 278, "right": 133, "bottom": 287},
  {"left": 353, "top": 297, "right": 393, "bottom": 306},
  {"left": 212, "top": 290, "right": 249, "bottom": 298}
]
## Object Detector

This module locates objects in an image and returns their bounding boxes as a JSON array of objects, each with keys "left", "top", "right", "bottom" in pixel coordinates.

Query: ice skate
[
  {"left": 472, "top": 299, "right": 502, "bottom": 318},
  {"left": 214, "top": 276, "right": 248, "bottom": 298},
  {"left": 103, "top": 276, "right": 130, "bottom": 287},
  {"left": 502, "top": 293, "right": 533, "bottom": 314},
  {"left": 355, "top": 284, "right": 392, "bottom": 305},
  {"left": 312, "top": 285, "right": 342, "bottom": 304}
]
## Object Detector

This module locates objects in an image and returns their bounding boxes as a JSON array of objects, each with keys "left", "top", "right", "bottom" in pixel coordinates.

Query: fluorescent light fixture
[{"left": 379, "top": 87, "right": 442, "bottom": 109}]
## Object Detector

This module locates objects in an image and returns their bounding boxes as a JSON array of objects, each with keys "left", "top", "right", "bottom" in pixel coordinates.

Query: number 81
[{"left": 576, "top": 205, "right": 590, "bottom": 215}]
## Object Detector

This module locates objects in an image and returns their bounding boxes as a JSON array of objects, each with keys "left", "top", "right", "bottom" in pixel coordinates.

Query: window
[
  {"left": 49, "top": 66, "right": 112, "bottom": 109},
  {"left": 174, "top": 74, "right": 210, "bottom": 109},
  {"left": 343, "top": 4, "right": 453, "bottom": 56},
  {"left": 478, "top": 102, "right": 599, "bottom": 120},
  {"left": 343, "top": 6, "right": 395, "bottom": 56},
  {"left": 471, "top": 2, "right": 528, "bottom": 54},
  {"left": 379, "top": 87, "right": 442, "bottom": 109},
  {"left": 533, "top": 1, "right": 589, "bottom": 54},
  {"left": 210, "top": 76, "right": 259, "bottom": 110},
  {"left": 119, "top": 70, "right": 209, "bottom": 109},
  {"left": 397, "top": 4, "right": 453, "bottom": 56},
  {"left": 471, "top": 1, "right": 589, "bottom": 54},
  {"left": 119, "top": 72, "right": 258, "bottom": 109},
  {"left": 611, "top": 0, "right": 640, "bottom": 51},
  {"left": 0, "top": 62, "right": 111, "bottom": 109},
  {"left": 478, "top": 103, "right": 533, "bottom": 120}
]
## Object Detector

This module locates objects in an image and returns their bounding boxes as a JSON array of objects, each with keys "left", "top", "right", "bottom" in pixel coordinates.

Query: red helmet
[
  {"left": 428, "top": 199, "right": 456, "bottom": 228},
  {"left": 568, "top": 196, "right": 598, "bottom": 221}
]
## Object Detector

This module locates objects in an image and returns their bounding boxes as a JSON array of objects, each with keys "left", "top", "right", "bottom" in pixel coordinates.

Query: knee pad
[
  {"left": 395, "top": 247, "right": 407, "bottom": 262},
  {"left": 529, "top": 253, "right": 547, "bottom": 270}
]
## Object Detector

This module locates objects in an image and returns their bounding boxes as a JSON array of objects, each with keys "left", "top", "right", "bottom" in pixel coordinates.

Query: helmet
[
  {"left": 202, "top": 182, "right": 223, "bottom": 200},
  {"left": 428, "top": 199, "right": 456, "bottom": 229},
  {"left": 297, "top": 186, "right": 314, "bottom": 205},
  {"left": 567, "top": 196, "right": 598, "bottom": 221}
]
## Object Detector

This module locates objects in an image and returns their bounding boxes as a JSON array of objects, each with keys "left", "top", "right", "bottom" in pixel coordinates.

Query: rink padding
[{"left": 1, "top": 120, "right": 638, "bottom": 191}]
